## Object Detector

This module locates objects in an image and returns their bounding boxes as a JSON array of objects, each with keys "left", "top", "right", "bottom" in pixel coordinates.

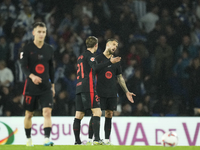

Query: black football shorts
[
  {"left": 75, "top": 92, "right": 100, "bottom": 111},
  {"left": 100, "top": 97, "right": 117, "bottom": 111},
  {"left": 23, "top": 91, "right": 53, "bottom": 112}
]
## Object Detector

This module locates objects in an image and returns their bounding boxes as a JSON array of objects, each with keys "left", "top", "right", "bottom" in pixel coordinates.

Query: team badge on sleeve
[
  {"left": 90, "top": 57, "right": 95, "bottom": 61},
  {"left": 20, "top": 52, "right": 24, "bottom": 59}
]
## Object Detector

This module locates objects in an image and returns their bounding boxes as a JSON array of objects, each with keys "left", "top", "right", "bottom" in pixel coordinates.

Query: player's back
[{"left": 76, "top": 50, "right": 96, "bottom": 94}]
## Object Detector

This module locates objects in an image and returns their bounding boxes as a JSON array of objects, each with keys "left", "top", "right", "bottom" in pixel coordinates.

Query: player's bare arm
[
  {"left": 110, "top": 55, "right": 121, "bottom": 64},
  {"left": 29, "top": 73, "right": 42, "bottom": 85},
  {"left": 117, "top": 74, "right": 135, "bottom": 103},
  {"left": 51, "top": 84, "right": 55, "bottom": 97}
]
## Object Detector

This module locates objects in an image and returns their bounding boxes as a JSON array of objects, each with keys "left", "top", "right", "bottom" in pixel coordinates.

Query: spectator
[
  {"left": 126, "top": 44, "right": 141, "bottom": 66},
  {"left": 0, "top": 60, "right": 14, "bottom": 87},
  {"left": 195, "top": 0, "right": 200, "bottom": 20},
  {"left": 154, "top": 35, "right": 173, "bottom": 80},
  {"left": 0, "top": 16, "right": 5, "bottom": 37},
  {"left": 0, "top": 0, "right": 16, "bottom": 37},
  {"left": 190, "top": 19, "right": 200, "bottom": 47},
  {"left": 176, "top": 35, "right": 198, "bottom": 61},
  {"left": 127, "top": 68, "right": 146, "bottom": 102},
  {"left": 185, "top": 57, "right": 200, "bottom": 115},
  {"left": 133, "top": 102, "right": 147, "bottom": 116},
  {"left": 120, "top": 103, "right": 132, "bottom": 116},
  {"left": 0, "top": 86, "right": 12, "bottom": 115},
  {"left": 0, "top": 36, "right": 9, "bottom": 62},
  {"left": 9, "top": 36, "right": 22, "bottom": 62},
  {"left": 139, "top": 5, "right": 159, "bottom": 33},
  {"left": 52, "top": 91, "right": 68, "bottom": 116},
  {"left": 4, "top": 92, "right": 23, "bottom": 116}
]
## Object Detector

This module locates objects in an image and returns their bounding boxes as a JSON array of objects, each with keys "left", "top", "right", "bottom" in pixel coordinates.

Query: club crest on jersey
[{"left": 90, "top": 57, "right": 95, "bottom": 61}]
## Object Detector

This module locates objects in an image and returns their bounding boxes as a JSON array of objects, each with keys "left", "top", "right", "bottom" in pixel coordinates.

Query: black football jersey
[
  {"left": 96, "top": 54, "right": 122, "bottom": 97},
  {"left": 20, "top": 41, "right": 54, "bottom": 95},
  {"left": 76, "top": 50, "right": 112, "bottom": 94}
]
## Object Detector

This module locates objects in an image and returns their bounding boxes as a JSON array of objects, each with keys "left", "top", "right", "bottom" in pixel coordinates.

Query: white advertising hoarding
[{"left": 0, "top": 117, "right": 199, "bottom": 146}]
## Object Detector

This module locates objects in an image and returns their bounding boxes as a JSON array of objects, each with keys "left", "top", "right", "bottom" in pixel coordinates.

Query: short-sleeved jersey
[
  {"left": 76, "top": 50, "right": 112, "bottom": 94},
  {"left": 20, "top": 41, "right": 54, "bottom": 95},
  {"left": 96, "top": 54, "right": 122, "bottom": 97}
]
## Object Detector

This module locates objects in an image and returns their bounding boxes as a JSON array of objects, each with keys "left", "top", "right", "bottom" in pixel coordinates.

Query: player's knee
[
  {"left": 75, "top": 111, "right": 85, "bottom": 119},
  {"left": 94, "top": 109, "right": 102, "bottom": 117},
  {"left": 43, "top": 109, "right": 52, "bottom": 118},
  {"left": 25, "top": 111, "right": 33, "bottom": 119},
  {"left": 105, "top": 110, "right": 113, "bottom": 118}
]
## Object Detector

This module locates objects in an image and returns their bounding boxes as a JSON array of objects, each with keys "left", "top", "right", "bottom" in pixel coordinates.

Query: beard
[{"left": 109, "top": 49, "right": 114, "bottom": 54}]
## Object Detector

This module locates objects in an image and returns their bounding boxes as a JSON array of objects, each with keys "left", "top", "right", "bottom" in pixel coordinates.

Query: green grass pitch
[{"left": 0, "top": 145, "right": 200, "bottom": 150}]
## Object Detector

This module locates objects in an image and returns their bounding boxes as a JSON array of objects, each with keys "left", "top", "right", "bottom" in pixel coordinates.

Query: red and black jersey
[
  {"left": 76, "top": 50, "right": 112, "bottom": 94},
  {"left": 20, "top": 41, "right": 54, "bottom": 95},
  {"left": 96, "top": 54, "right": 122, "bottom": 97}
]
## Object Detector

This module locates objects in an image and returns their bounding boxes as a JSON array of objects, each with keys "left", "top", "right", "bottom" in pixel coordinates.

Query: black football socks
[
  {"left": 73, "top": 118, "right": 81, "bottom": 144},
  {"left": 88, "top": 116, "right": 94, "bottom": 139},
  {"left": 105, "top": 117, "right": 112, "bottom": 139},
  {"left": 92, "top": 116, "right": 100, "bottom": 141},
  {"left": 44, "top": 127, "right": 51, "bottom": 138},
  {"left": 25, "top": 128, "right": 31, "bottom": 138}
]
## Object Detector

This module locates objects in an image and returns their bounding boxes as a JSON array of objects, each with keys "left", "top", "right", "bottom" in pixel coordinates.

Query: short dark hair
[
  {"left": 106, "top": 38, "right": 118, "bottom": 44},
  {"left": 85, "top": 36, "right": 98, "bottom": 48},
  {"left": 33, "top": 22, "right": 46, "bottom": 29}
]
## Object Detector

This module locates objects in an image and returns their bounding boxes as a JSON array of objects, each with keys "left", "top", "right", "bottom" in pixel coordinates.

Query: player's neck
[
  {"left": 33, "top": 40, "right": 44, "bottom": 49},
  {"left": 87, "top": 48, "right": 95, "bottom": 53},
  {"left": 103, "top": 50, "right": 112, "bottom": 59}
]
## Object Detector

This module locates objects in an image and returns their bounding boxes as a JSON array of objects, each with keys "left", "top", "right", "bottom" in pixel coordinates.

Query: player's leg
[
  {"left": 104, "top": 110, "right": 113, "bottom": 145},
  {"left": 40, "top": 92, "right": 54, "bottom": 146},
  {"left": 73, "top": 93, "right": 85, "bottom": 145},
  {"left": 23, "top": 95, "right": 36, "bottom": 146},
  {"left": 82, "top": 92, "right": 103, "bottom": 145},
  {"left": 104, "top": 97, "right": 117, "bottom": 145},
  {"left": 91, "top": 107, "right": 102, "bottom": 144},
  {"left": 42, "top": 107, "right": 54, "bottom": 146},
  {"left": 86, "top": 113, "right": 93, "bottom": 145},
  {"left": 24, "top": 110, "right": 34, "bottom": 146},
  {"left": 73, "top": 111, "right": 85, "bottom": 145}
]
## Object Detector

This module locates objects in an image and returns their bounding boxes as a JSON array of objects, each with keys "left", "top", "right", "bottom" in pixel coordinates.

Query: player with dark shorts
[
  {"left": 86, "top": 39, "right": 136, "bottom": 145},
  {"left": 73, "top": 36, "right": 121, "bottom": 145},
  {"left": 20, "top": 22, "right": 55, "bottom": 146}
]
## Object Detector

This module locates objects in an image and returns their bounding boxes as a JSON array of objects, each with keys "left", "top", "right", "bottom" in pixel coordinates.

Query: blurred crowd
[{"left": 1, "top": 0, "right": 200, "bottom": 117}]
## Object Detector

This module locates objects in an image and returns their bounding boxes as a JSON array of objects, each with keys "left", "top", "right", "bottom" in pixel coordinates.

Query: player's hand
[
  {"left": 110, "top": 55, "right": 121, "bottom": 64},
  {"left": 126, "top": 91, "right": 136, "bottom": 103},
  {"left": 29, "top": 74, "right": 42, "bottom": 85}
]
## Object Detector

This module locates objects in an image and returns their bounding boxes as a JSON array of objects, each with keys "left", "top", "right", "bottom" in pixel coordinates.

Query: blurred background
[{"left": 0, "top": 0, "right": 200, "bottom": 117}]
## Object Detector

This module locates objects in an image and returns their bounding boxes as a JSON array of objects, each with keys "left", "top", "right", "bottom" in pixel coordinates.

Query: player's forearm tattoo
[{"left": 117, "top": 74, "right": 129, "bottom": 93}]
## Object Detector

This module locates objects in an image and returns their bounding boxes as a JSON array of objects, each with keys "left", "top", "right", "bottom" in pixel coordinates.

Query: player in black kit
[
  {"left": 73, "top": 36, "right": 121, "bottom": 145},
  {"left": 86, "top": 39, "right": 135, "bottom": 145},
  {"left": 20, "top": 22, "right": 54, "bottom": 146}
]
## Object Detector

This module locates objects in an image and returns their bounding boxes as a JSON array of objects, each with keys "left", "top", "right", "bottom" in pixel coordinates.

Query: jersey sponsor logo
[
  {"left": 90, "top": 57, "right": 95, "bottom": 61},
  {"left": 20, "top": 52, "right": 24, "bottom": 59},
  {"left": 35, "top": 64, "right": 45, "bottom": 74},
  {"left": 105, "top": 71, "right": 112, "bottom": 79},
  {"left": 38, "top": 54, "right": 44, "bottom": 59}
]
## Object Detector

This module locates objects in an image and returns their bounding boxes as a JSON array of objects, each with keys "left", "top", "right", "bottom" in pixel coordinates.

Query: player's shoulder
[
  {"left": 95, "top": 53, "right": 104, "bottom": 61},
  {"left": 44, "top": 43, "right": 54, "bottom": 51},
  {"left": 22, "top": 41, "right": 34, "bottom": 51}
]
